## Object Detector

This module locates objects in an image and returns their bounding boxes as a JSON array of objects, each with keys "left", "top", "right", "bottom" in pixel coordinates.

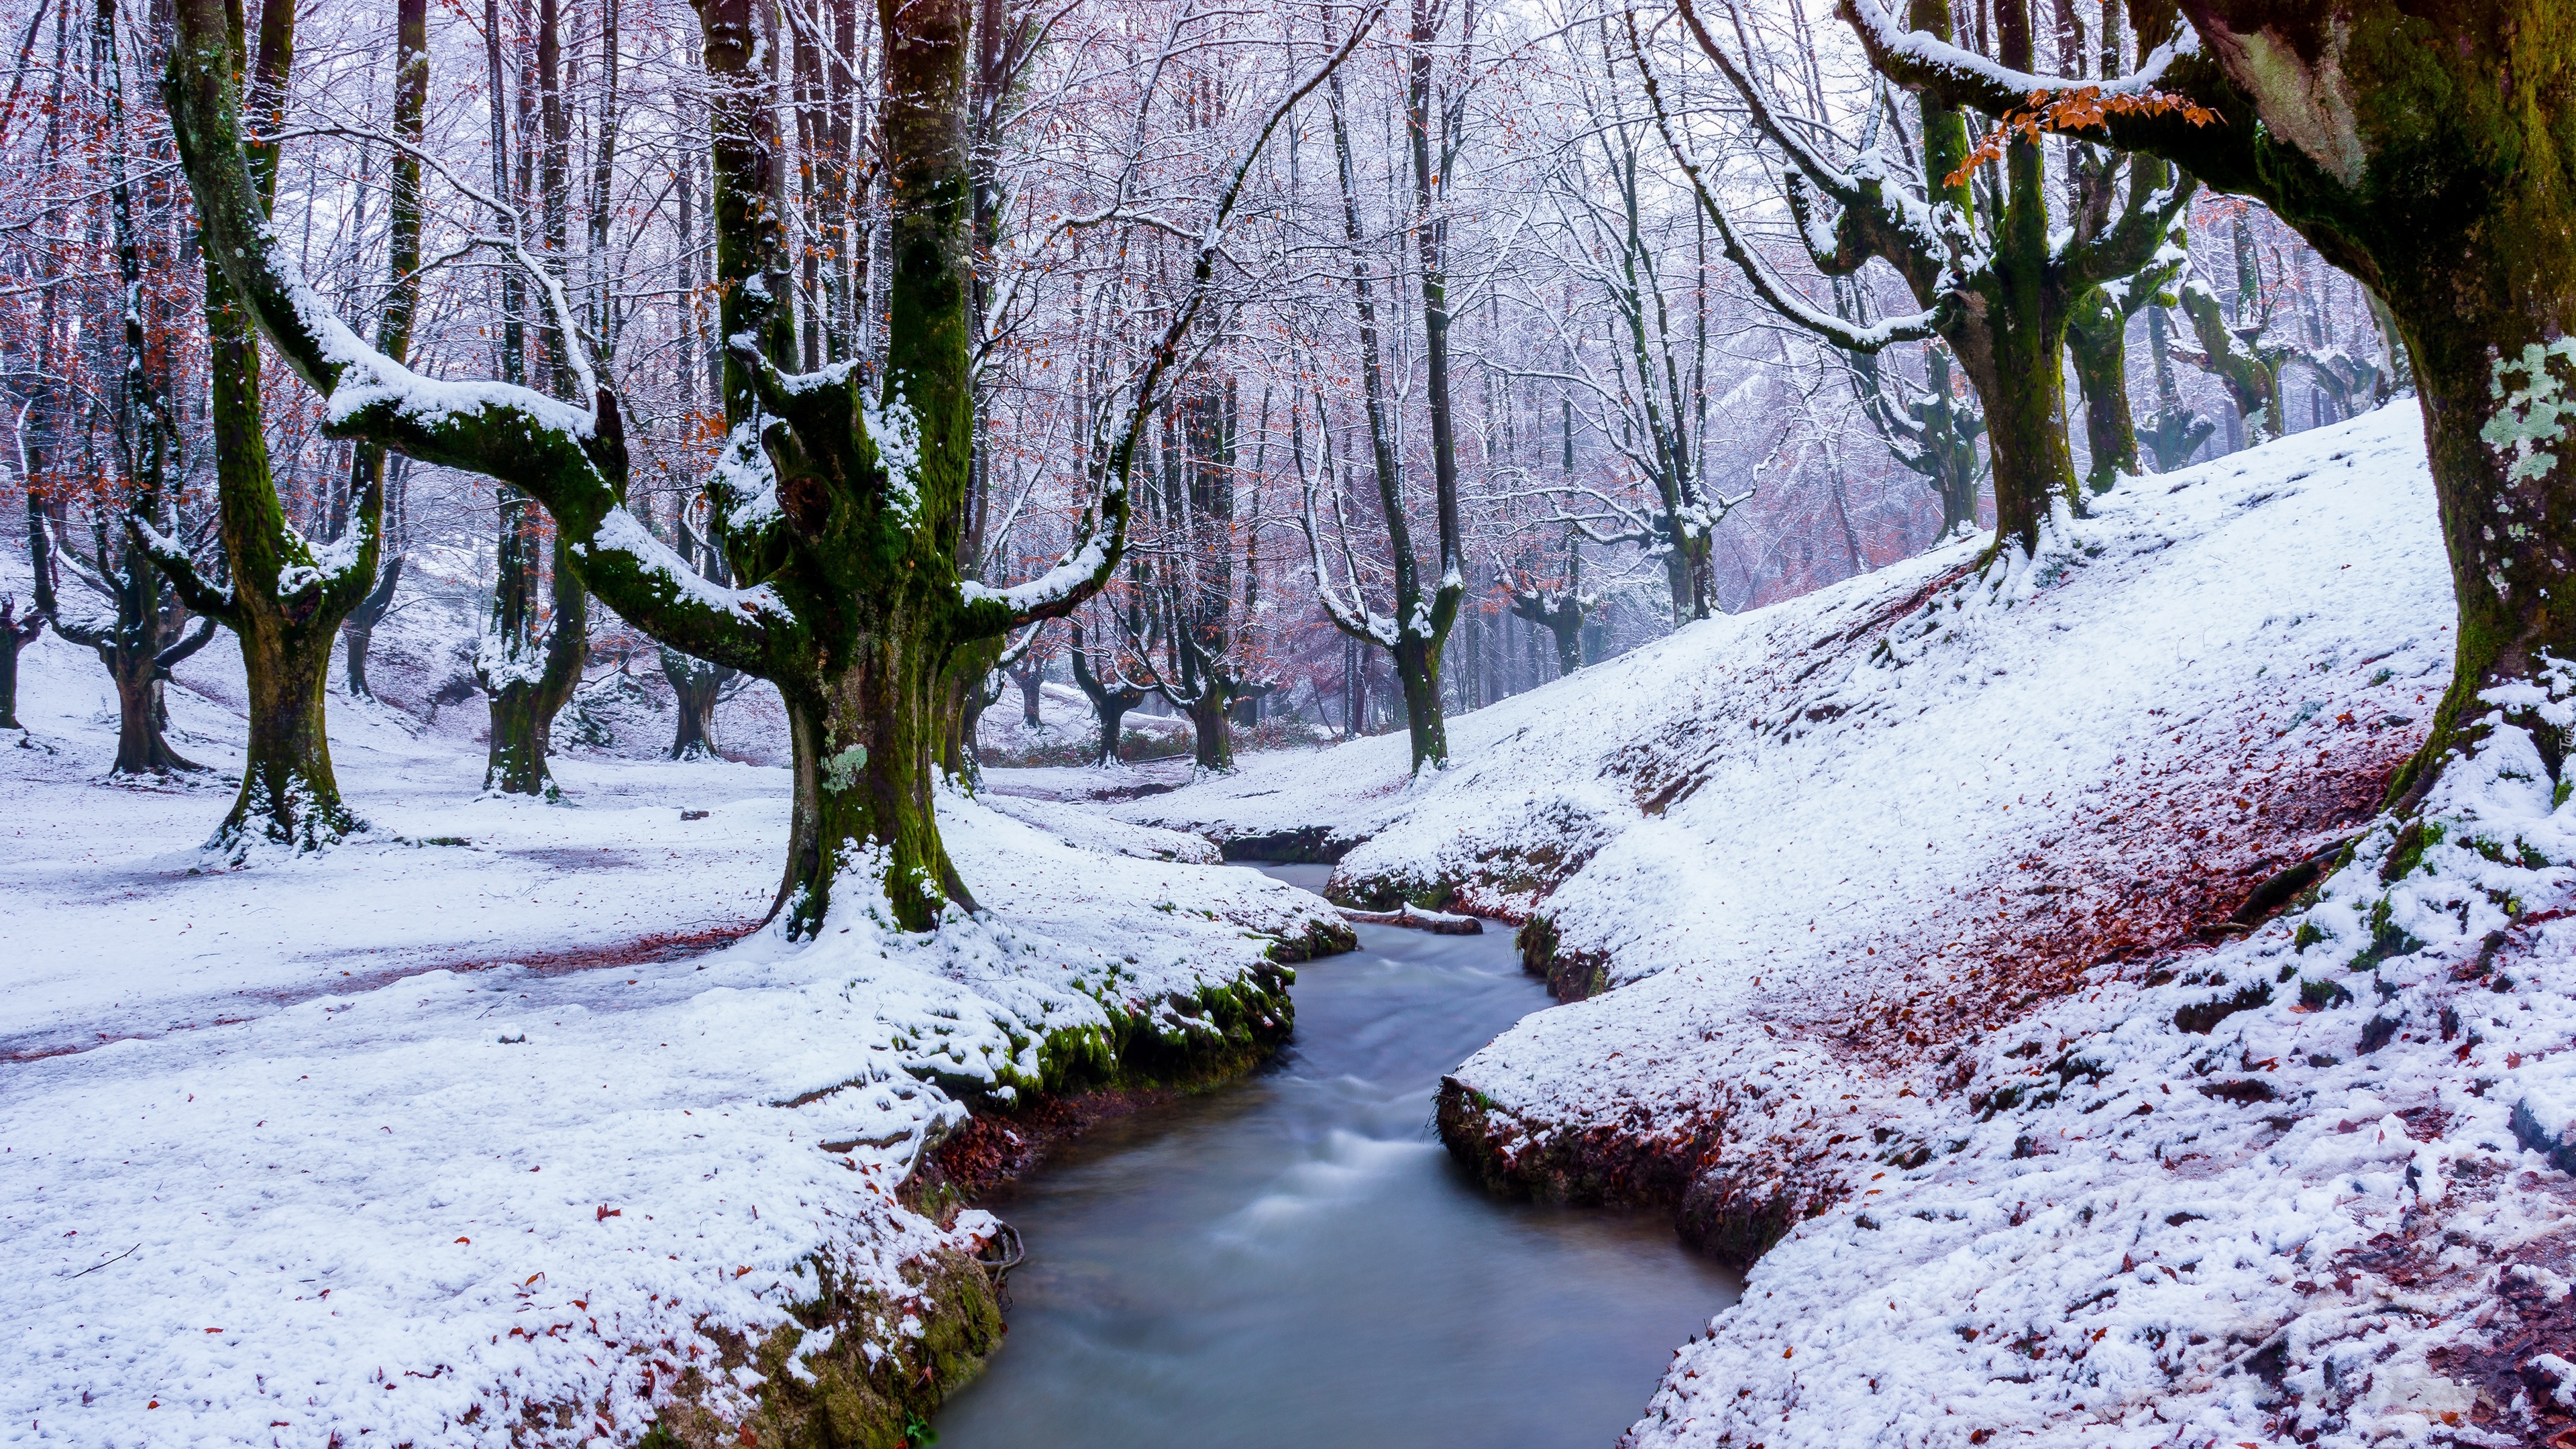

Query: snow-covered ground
[
  {"left": 1, "top": 612, "right": 1342, "bottom": 1446},
  {"left": 1130, "top": 403, "right": 2576, "bottom": 1448}
]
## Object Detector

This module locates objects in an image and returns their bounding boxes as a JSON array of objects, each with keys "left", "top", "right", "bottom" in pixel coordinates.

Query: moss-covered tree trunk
[
  {"left": 2176, "top": 279, "right": 2284, "bottom": 447},
  {"left": 1186, "top": 695, "right": 1234, "bottom": 771},
  {"left": 481, "top": 523, "right": 587, "bottom": 798},
  {"left": 2067, "top": 297, "right": 2139, "bottom": 488},
  {"left": 1660, "top": 0, "right": 2188, "bottom": 557},
  {"left": 2377, "top": 266, "right": 2576, "bottom": 808},
  {"left": 1841, "top": 0, "right": 2576, "bottom": 809},
  {"left": 1953, "top": 299, "right": 2080, "bottom": 549},
  {"left": 168, "top": 0, "right": 1326, "bottom": 935},
  {"left": 1392, "top": 633, "right": 1448, "bottom": 770},
  {"left": 776, "top": 613, "right": 963, "bottom": 928},
  {"left": 139, "top": 0, "right": 422, "bottom": 851},
  {"left": 937, "top": 635, "right": 1002, "bottom": 785}
]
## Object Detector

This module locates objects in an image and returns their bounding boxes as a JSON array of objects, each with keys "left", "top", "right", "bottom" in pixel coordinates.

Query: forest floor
[
  {"left": 11, "top": 400, "right": 2574, "bottom": 1449},
  {"left": 0, "top": 622, "right": 1343, "bottom": 1446},
  {"left": 1121, "top": 401, "right": 2576, "bottom": 1449}
]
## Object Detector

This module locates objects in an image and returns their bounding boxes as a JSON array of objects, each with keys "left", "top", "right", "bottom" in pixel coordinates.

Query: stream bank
[{"left": 931, "top": 865, "right": 1738, "bottom": 1449}]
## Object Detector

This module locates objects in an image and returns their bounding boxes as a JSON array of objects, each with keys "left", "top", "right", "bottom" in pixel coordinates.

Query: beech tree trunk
[
  {"left": 482, "top": 525, "right": 588, "bottom": 798},
  {"left": 1844, "top": 0, "right": 2576, "bottom": 811},
  {"left": 662, "top": 647, "right": 729, "bottom": 759},
  {"left": 42, "top": 0, "right": 210, "bottom": 781},
  {"left": 340, "top": 553, "right": 402, "bottom": 701},
  {"left": 1314, "top": 55, "right": 1462, "bottom": 773},
  {"left": 2067, "top": 299, "right": 2140, "bottom": 488},
  {"left": 1671, "top": 0, "right": 2185, "bottom": 557},
  {"left": 166, "top": 0, "right": 1321, "bottom": 935},
  {"left": 0, "top": 605, "right": 38, "bottom": 730},
  {"left": 1187, "top": 696, "right": 1233, "bottom": 772},
  {"left": 1069, "top": 621, "right": 1145, "bottom": 767}
]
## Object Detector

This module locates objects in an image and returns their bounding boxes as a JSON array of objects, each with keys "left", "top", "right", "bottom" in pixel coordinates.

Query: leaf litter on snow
[{"left": 1139, "top": 402, "right": 2576, "bottom": 1447}]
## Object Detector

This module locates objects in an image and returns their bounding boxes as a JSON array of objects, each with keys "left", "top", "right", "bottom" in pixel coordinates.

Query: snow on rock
[
  {"left": 2, "top": 614, "right": 1342, "bottom": 1446},
  {"left": 1139, "top": 402, "right": 2576, "bottom": 1446}
]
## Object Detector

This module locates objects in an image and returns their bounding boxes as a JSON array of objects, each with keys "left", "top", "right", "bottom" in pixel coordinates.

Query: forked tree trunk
[
  {"left": 726, "top": 0, "right": 979, "bottom": 934},
  {"left": 1018, "top": 668, "right": 1042, "bottom": 727},
  {"left": 483, "top": 525, "right": 587, "bottom": 798},
  {"left": 663, "top": 647, "right": 727, "bottom": 759},
  {"left": 341, "top": 553, "right": 402, "bottom": 700},
  {"left": 143, "top": 0, "right": 419, "bottom": 853},
  {"left": 168, "top": 0, "right": 1302, "bottom": 937},
  {"left": 1068, "top": 621, "right": 1144, "bottom": 767}
]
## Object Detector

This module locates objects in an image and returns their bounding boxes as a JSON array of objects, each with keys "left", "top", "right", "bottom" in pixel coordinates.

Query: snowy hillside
[
  {"left": 1134, "top": 405, "right": 2576, "bottom": 1447},
  {"left": 1, "top": 623, "right": 1346, "bottom": 1446}
]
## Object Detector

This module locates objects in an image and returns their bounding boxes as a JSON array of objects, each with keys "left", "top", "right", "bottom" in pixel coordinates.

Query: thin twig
[{"left": 63, "top": 1243, "right": 139, "bottom": 1279}]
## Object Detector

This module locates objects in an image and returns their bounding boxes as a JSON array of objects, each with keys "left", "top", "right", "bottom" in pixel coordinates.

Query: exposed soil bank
[
  {"left": 647, "top": 918, "right": 1354, "bottom": 1448},
  {"left": 929, "top": 895, "right": 1738, "bottom": 1449}
]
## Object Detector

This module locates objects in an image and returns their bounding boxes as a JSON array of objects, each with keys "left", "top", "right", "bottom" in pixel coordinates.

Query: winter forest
[{"left": 4, "top": 0, "right": 2574, "bottom": 1443}]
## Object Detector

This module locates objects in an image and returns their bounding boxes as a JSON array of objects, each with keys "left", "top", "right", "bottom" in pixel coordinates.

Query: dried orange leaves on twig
[{"left": 1942, "top": 87, "right": 2219, "bottom": 189}]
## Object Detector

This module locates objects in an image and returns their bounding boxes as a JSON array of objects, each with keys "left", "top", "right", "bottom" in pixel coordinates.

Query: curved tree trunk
[
  {"left": 938, "top": 635, "right": 1002, "bottom": 784},
  {"left": 2178, "top": 282, "right": 2284, "bottom": 446},
  {"left": 2378, "top": 266, "right": 2576, "bottom": 812}
]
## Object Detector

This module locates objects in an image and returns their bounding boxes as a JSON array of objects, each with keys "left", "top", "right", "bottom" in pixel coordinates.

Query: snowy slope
[
  {"left": 1, "top": 616, "right": 1342, "bottom": 1446},
  {"left": 1134, "top": 403, "right": 2576, "bottom": 1447}
]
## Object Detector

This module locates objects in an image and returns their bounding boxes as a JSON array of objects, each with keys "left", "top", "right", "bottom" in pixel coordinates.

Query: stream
[{"left": 935, "top": 865, "right": 1739, "bottom": 1448}]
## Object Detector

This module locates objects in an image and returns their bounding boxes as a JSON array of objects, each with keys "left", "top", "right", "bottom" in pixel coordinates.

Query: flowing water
[{"left": 936, "top": 865, "right": 1739, "bottom": 1449}]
